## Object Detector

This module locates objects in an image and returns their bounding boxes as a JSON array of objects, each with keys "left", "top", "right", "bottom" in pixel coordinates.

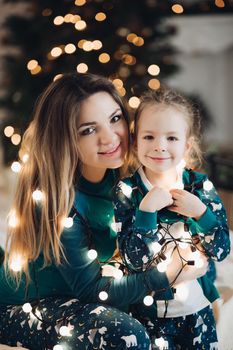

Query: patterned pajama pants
[
  {"left": 133, "top": 305, "right": 218, "bottom": 350},
  {"left": 0, "top": 297, "right": 151, "bottom": 350}
]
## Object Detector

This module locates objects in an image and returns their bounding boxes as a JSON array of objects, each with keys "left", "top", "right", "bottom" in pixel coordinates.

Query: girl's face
[
  {"left": 136, "top": 104, "right": 191, "bottom": 176},
  {"left": 77, "top": 91, "right": 128, "bottom": 181}
]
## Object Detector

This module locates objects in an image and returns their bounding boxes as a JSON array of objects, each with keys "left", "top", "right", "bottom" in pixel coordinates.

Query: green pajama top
[
  {"left": 114, "top": 168, "right": 231, "bottom": 307},
  {"left": 0, "top": 170, "right": 172, "bottom": 309}
]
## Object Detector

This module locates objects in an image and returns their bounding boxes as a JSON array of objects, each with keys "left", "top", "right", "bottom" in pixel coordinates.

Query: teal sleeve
[
  {"left": 58, "top": 213, "right": 173, "bottom": 310},
  {"left": 191, "top": 178, "right": 230, "bottom": 262}
]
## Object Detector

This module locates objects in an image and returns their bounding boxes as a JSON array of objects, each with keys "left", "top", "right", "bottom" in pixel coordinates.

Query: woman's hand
[
  {"left": 169, "top": 189, "right": 207, "bottom": 220},
  {"left": 139, "top": 187, "right": 173, "bottom": 213}
]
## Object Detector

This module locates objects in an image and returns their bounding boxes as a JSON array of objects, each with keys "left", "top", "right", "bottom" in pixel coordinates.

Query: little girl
[{"left": 114, "top": 87, "right": 230, "bottom": 349}]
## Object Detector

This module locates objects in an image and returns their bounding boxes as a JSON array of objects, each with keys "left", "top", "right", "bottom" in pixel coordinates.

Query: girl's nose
[{"left": 154, "top": 139, "right": 166, "bottom": 152}]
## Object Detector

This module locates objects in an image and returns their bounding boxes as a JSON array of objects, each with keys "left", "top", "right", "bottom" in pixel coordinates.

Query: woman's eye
[
  {"left": 80, "top": 126, "right": 95, "bottom": 136},
  {"left": 168, "top": 136, "right": 178, "bottom": 141},
  {"left": 111, "top": 114, "right": 122, "bottom": 123},
  {"left": 143, "top": 135, "right": 154, "bottom": 140}
]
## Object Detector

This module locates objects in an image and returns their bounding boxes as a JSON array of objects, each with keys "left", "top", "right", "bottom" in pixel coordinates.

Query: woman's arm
[{"left": 58, "top": 212, "right": 173, "bottom": 309}]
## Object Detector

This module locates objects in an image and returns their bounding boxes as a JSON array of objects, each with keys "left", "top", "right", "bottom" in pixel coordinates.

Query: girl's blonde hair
[
  {"left": 5, "top": 73, "right": 129, "bottom": 282},
  {"left": 132, "top": 86, "right": 203, "bottom": 169}
]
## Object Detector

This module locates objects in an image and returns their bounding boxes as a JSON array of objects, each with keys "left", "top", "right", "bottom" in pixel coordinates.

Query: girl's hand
[
  {"left": 169, "top": 189, "right": 207, "bottom": 220},
  {"left": 166, "top": 245, "right": 208, "bottom": 285},
  {"left": 139, "top": 187, "right": 173, "bottom": 213}
]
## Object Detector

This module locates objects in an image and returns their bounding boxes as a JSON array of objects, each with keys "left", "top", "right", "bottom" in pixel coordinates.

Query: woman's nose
[{"left": 100, "top": 127, "right": 117, "bottom": 145}]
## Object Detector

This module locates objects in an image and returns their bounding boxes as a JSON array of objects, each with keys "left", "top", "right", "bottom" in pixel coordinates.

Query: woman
[{"left": 0, "top": 73, "right": 207, "bottom": 349}]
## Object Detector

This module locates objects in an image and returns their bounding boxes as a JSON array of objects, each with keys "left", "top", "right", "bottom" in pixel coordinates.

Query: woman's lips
[{"left": 98, "top": 144, "right": 121, "bottom": 156}]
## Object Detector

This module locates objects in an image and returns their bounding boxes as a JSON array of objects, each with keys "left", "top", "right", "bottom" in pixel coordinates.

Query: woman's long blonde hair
[{"left": 5, "top": 73, "right": 129, "bottom": 281}]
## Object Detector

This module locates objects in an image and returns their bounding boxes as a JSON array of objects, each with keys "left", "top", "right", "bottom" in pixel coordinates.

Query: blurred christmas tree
[
  {"left": 0, "top": 0, "right": 180, "bottom": 164},
  {"left": 0, "top": 0, "right": 232, "bottom": 164}
]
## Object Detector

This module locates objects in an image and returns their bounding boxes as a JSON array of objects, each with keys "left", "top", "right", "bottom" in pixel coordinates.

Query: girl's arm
[{"left": 169, "top": 175, "right": 230, "bottom": 261}]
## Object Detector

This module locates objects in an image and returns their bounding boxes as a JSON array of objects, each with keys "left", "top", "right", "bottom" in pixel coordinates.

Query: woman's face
[{"left": 77, "top": 91, "right": 128, "bottom": 181}]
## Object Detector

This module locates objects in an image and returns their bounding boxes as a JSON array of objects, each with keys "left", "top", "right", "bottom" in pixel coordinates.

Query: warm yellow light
[
  {"left": 72, "top": 15, "right": 81, "bottom": 23},
  {"left": 64, "top": 14, "right": 73, "bottom": 23},
  {"left": 22, "top": 153, "right": 29, "bottom": 163},
  {"left": 126, "top": 33, "right": 137, "bottom": 42},
  {"left": 8, "top": 210, "right": 19, "bottom": 228},
  {"left": 92, "top": 40, "right": 102, "bottom": 50},
  {"left": 27, "top": 60, "right": 38, "bottom": 71},
  {"left": 77, "top": 63, "right": 88, "bottom": 73},
  {"left": 10, "top": 254, "right": 23, "bottom": 272},
  {"left": 118, "top": 87, "right": 126, "bottom": 96},
  {"left": 30, "top": 65, "right": 42, "bottom": 75},
  {"left": 64, "top": 44, "right": 76, "bottom": 54},
  {"left": 118, "top": 66, "right": 130, "bottom": 78},
  {"left": 83, "top": 41, "right": 93, "bottom": 51},
  {"left": 128, "top": 97, "right": 140, "bottom": 109},
  {"left": 148, "top": 79, "right": 160, "bottom": 90},
  {"left": 215, "top": 0, "right": 225, "bottom": 7},
  {"left": 132, "top": 36, "right": 144, "bottom": 46},
  {"left": 4, "top": 126, "right": 14, "bottom": 137},
  {"left": 98, "top": 53, "right": 110, "bottom": 63},
  {"left": 122, "top": 54, "right": 136, "bottom": 65},
  {"left": 75, "top": 20, "right": 87, "bottom": 30},
  {"left": 11, "top": 134, "right": 21, "bottom": 145},
  {"left": 53, "top": 74, "right": 63, "bottom": 81},
  {"left": 112, "top": 79, "right": 123, "bottom": 89},
  {"left": 148, "top": 64, "right": 160, "bottom": 76},
  {"left": 42, "top": 8, "right": 52, "bottom": 17},
  {"left": 172, "top": 4, "right": 184, "bottom": 14},
  {"left": 95, "top": 12, "right": 106, "bottom": 21},
  {"left": 51, "top": 47, "right": 62, "bottom": 57},
  {"left": 53, "top": 16, "right": 64, "bottom": 25},
  {"left": 75, "top": 0, "right": 86, "bottom": 6},
  {"left": 78, "top": 39, "right": 86, "bottom": 49},
  {"left": 117, "top": 27, "right": 130, "bottom": 37}
]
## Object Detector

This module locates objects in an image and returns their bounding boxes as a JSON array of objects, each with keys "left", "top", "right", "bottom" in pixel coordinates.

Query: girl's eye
[
  {"left": 80, "top": 126, "right": 96, "bottom": 136},
  {"left": 111, "top": 114, "right": 122, "bottom": 123},
  {"left": 168, "top": 136, "right": 178, "bottom": 141},
  {"left": 143, "top": 135, "right": 154, "bottom": 140}
]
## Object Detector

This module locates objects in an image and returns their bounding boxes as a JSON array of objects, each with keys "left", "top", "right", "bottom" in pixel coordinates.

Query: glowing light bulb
[
  {"left": 22, "top": 303, "right": 32, "bottom": 313},
  {"left": 11, "top": 161, "right": 22, "bottom": 173},
  {"left": 87, "top": 249, "right": 98, "bottom": 260},
  {"left": 62, "top": 217, "right": 74, "bottom": 228},
  {"left": 114, "top": 269, "right": 123, "bottom": 280},
  {"left": 148, "top": 64, "right": 160, "bottom": 76},
  {"left": 99, "top": 291, "right": 108, "bottom": 301},
  {"left": 8, "top": 210, "right": 18, "bottom": 228},
  {"left": 143, "top": 295, "right": 154, "bottom": 306},
  {"left": 203, "top": 180, "right": 213, "bottom": 191},
  {"left": 32, "top": 190, "right": 43, "bottom": 201},
  {"left": 11, "top": 134, "right": 21, "bottom": 145},
  {"left": 59, "top": 325, "right": 72, "bottom": 336},
  {"left": 151, "top": 242, "right": 161, "bottom": 255},
  {"left": 10, "top": 255, "right": 22, "bottom": 272},
  {"left": 157, "top": 261, "right": 167, "bottom": 273},
  {"left": 120, "top": 182, "right": 132, "bottom": 198},
  {"left": 128, "top": 96, "right": 140, "bottom": 109},
  {"left": 155, "top": 337, "right": 165, "bottom": 347},
  {"left": 4, "top": 126, "right": 14, "bottom": 137},
  {"left": 22, "top": 153, "right": 29, "bottom": 163},
  {"left": 53, "top": 345, "right": 63, "bottom": 350}
]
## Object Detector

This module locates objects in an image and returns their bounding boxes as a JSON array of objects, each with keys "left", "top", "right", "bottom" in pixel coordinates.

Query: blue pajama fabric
[
  {"left": 133, "top": 305, "right": 218, "bottom": 350},
  {"left": 0, "top": 297, "right": 151, "bottom": 350}
]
